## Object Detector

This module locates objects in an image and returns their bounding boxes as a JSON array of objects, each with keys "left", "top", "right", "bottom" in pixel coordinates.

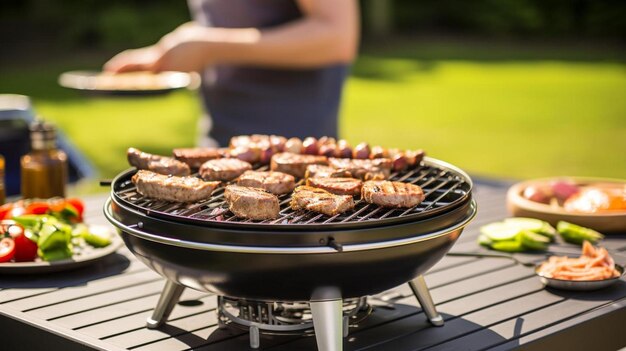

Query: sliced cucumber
[
  {"left": 480, "top": 222, "right": 522, "bottom": 242},
  {"left": 520, "top": 230, "right": 549, "bottom": 250},
  {"left": 491, "top": 240, "right": 525, "bottom": 253},
  {"left": 557, "top": 221, "right": 604, "bottom": 245},
  {"left": 504, "top": 217, "right": 556, "bottom": 240},
  {"left": 477, "top": 234, "right": 493, "bottom": 248}
]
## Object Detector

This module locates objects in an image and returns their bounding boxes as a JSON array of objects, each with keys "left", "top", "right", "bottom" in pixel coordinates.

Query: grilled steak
[
  {"left": 328, "top": 157, "right": 391, "bottom": 180},
  {"left": 173, "top": 147, "right": 221, "bottom": 168},
  {"left": 127, "top": 147, "right": 190, "bottom": 176},
  {"left": 200, "top": 158, "right": 252, "bottom": 182},
  {"left": 270, "top": 152, "right": 328, "bottom": 178},
  {"left": 236, "top": 171, "right": 296, "bottom": 195},
  {"left": 224, "top": 185, "right": 280, "bottom": 220},
  {"left": 290, "top": 186, "right": 355, "bottom": 216},
  {"left": 304, "top": 165, "right": 352, "bottom": 179},
  {"left": 362, "top": 180, "right": 425, "bottom": 208},
  {"left": 306, "top": 177, "right": 363, "bottom": 196},
  {"left": 132, "top": 170, "right": 219, "bottom": 202}
]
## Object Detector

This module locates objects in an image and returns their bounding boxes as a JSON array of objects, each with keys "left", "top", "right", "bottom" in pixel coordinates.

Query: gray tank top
[{"left": 188, "top": 0, "right": 348, "bottom": 146}]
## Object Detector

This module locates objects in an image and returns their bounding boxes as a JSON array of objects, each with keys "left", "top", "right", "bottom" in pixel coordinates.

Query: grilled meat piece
[
  {"left": 236, "top": 171, "right": 296, "bottom": 195},
  {"left": 224, "top": 185, "right": 280, "bottom": 220},
  {"left": 290, "top": 186, "right": 355, "bottom": 216},
  {"left": 173, "top": 147, "right": 221, "bottom": 168},
  {"left": 306, "top": 177, "right": 363, "bottom": 196},
  {"left": 271, "top": 152, "right": 328, "bottom": 178},
  {"left": 200, "top": 158, "right": 252, "bottom": 182},
  {"left": 328, "top": 158, "right": 392, "bottom": 180},
  {"left": 362, "top": 180, "right": 425, "bottom": 208},
  {"left": 304, "top": 165, "right": 352, "bottom": 179},
  {"left": 127, "top": 147, "right": 190, "bottom": 176},
  {"left": 132, "top": 170, "right": 219, "bottom": 203}
]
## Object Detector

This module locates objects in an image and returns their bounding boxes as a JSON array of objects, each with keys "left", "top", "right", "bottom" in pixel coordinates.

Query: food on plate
[
  {"left": 557, "top": 221, "right": 604, "bottom": 245},
  {"left": 361, "top": 180, "right": 425, "bottom": 208},
  {"left": 200, "top": 158, "right": 253, "bottom": 182},
  {"left": 236, "top": 171, "right": 296, "bottom": 195},
  {"left": 477, "top": 217, "right": 556, "bottom": 252},
  {"left": 173, "top": 147, "right": 222, "bottom": 168},
  {"left": 304, "top": 165, "right": 352, "bottom": 179},
  {"left": 127, "top": 147, "right": 190, "bottom": 176},
  {"left": 224, "top": 185, "right": 280, "bottom": 220},
  {"left": 270, "top": 152, "right": 329, "bottom": 178},
  {"left": 563, "top": 186, "right": 626, "bottom": 213},
  {"left": 328, "top": 158, "right": 391, "bottom": 180},
  {"left": 537, "top": 241, "right": 621, "bottom": 281},
  {"left": 306, "top": 177, "right": 363, "bottom": 196},
  {"left": 0, "top": 197, "right": 113, "bottom": 263},
  {"left": 290, "top": 186, "right": 355, "bottom": 216},
  {"left": 0, "top": 198, "right": 85, "bottom": 223},
  {"left": 520, "top": 179, "right": 626, "bottom": 215},
  {"left": 132, "top": 170, "right": 220, "bottom": 202}
]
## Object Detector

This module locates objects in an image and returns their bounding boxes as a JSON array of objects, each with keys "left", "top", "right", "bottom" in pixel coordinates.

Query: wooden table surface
[{"left": 1, "top": 181, "right": 625, "bottom": 351}]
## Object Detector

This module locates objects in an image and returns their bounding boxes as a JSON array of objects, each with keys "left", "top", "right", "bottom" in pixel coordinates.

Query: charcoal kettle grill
[{"left": 104, "top": 157, "right": 477, "bottom": 350}]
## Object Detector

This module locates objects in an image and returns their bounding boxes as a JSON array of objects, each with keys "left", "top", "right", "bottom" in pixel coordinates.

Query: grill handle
[{"left": 100, "top": 179, "right": 113, "bottom": 187}]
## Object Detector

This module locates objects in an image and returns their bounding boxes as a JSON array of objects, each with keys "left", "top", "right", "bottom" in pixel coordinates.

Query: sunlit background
[{"left": 1, "top": 0, "right": 625, "bottom": 194}]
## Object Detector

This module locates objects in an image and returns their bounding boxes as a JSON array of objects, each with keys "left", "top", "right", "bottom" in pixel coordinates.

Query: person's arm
[{"left": 105, "top": 0, "right": 359, "bottom": 73}]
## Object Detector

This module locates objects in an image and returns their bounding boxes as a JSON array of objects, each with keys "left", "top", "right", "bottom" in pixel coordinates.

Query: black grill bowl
[{"left": 105, "top": 198, "right": 476, "bottom": 301}]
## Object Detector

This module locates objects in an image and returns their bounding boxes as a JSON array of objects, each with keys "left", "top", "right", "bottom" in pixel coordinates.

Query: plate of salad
[{"left": 0, "top": 198, "right": 122, "bottom": 274}]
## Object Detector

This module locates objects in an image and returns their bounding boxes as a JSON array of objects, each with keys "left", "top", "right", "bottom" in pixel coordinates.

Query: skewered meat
[
  {"left": 224, "top": 185, "right": 280, "bottom": 220},
  {"left": 306, "top": 177, "right": 363, "bottom": 196},
  {"left": 270, "top": 152, "right": 328, "bottom": 178},
  {"left": 302, "top": 137, "right": 319, "bottom": 155},
  {"left": 304, "top": 165, "right": 352, "bottom": 179},
  {"left": 237, "top": 171, "right": 296, "bottom": 195},
  {"left": 353, "top": 142, "right": 370, "bottom": 159},
  {"left": 336, "top": 140, "right": 352, "bottom": 158},
  {"left": 328, "top": 157, "right": 391, "bottom": 180},
  {"left": 173, "top": 147, "right": 221, "bottom": 168},
  {"left": 362, "top": 180, "right": 425, "bottom": 208},
  {"left": 285, "top": 137, "right": 303, "bottom": 154},
  {"left": 200, "top": 158, "right": 252, "bottom": 181},
  {"left": 127, "top": 147, "right": 190, "bottom": 176},
  {"left": 132, "top": 170, "right": 219, "bottom": 202},
  {"left": 290, "top": 186, "right": 355, "bottom": 216}
]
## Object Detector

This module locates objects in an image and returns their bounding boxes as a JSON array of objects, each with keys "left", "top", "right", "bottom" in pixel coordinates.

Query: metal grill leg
[
  {"left": 310, "top": 299, "right": 344, "bottom": 351},
  {"left": 147, "top": 280, "right": 185, "bottom": 329},
  {"left": 409, "top": 275, "right": 444, "bottom": 326}
]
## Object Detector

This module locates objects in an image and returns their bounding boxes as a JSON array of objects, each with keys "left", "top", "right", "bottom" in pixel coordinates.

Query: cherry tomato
[
  {"left": 48, "top": 199, "right": 66, "bottom": 213},
  {"left": 8, "top": 224, "right": 38, "bottom": 262},
  {"left": 0, "top": 237, "right": 15, "bottom": 263},
  {"left": 25, "top": 202, "right": 51, "bottom": 215},
  {"left": 0, "top": 203, "right": 13, "bottom": 221},
  {"left": 66, "top": 198, "right": 85, "bottom": 218}
]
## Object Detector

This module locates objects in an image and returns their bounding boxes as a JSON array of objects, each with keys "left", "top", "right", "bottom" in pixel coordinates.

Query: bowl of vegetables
[
  {"left": 0, "top": 198, "right": 121, "bottom": 273},
  {"left": 507, "top": 177, "right": 626, "bottom": 233}
]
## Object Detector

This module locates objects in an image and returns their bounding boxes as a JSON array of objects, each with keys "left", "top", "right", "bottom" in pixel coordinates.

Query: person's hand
[
  {"left": 103, "top": 22, "right": 213, "bottom": 73},
  {"left": 103, "top": 46, "right": 162, "bottom": 73}
]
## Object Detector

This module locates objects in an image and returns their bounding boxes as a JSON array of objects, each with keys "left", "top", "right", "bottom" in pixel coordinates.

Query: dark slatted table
[{"left": 1, "top": 181, "right": 626, "bottom": 351}]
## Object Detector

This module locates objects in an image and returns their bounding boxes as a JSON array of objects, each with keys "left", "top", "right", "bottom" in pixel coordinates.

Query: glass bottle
[
  {"left": 0, "top": 154, "right": 5, "bottom": 205},
  {"left": 20, "top": 121, "right": 68, "bottom": 199}
]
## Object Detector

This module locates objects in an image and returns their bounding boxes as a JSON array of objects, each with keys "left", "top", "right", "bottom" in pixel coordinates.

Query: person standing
[{"left": 105, "top": 0, "right": 359, "bottom": 146}]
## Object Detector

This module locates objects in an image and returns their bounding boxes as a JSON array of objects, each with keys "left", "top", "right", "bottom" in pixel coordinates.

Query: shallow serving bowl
[
  {"left": 535, "top": 264, "right": 624, "bottom": 291},
  {"left": 507, "top": 177, "right": 626, "bottom": 233}
]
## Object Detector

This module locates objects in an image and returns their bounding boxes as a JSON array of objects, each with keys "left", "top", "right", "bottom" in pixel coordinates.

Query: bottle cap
[{"left": 30, "top": 120, "right": 57, "bottom": 150}]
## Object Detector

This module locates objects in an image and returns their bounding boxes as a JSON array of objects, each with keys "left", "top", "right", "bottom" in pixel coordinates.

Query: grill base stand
[
  {"left": 146, "top": 280, "right": 184, "bottom": 329},
  {"left": 410, "top": 275, "right": 444, "bottom": 327},
  {"left": 146, "top": 275, "right": 442, "bottom": 350}
]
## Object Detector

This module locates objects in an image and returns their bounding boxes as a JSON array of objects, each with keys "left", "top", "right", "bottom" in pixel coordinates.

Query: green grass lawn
[{"left": 1, "top": 40, "right": 625, "bottom": 194}]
